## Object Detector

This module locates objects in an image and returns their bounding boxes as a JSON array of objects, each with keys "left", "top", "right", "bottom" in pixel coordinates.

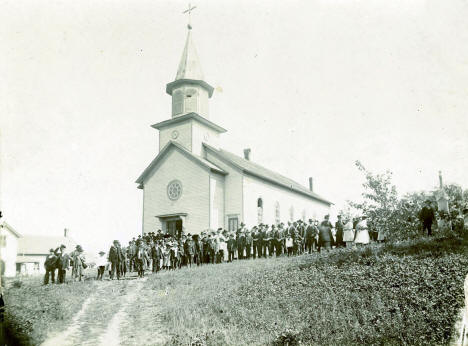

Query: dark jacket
[
  {"left": 108, "top": 245, "right": 121, "bottom": 263},
  {"left": 319, "top": 221, "right": 334, "bottom": 243},
  {"left": 419, "top": 206, "right": 435, "bottom": 223}
]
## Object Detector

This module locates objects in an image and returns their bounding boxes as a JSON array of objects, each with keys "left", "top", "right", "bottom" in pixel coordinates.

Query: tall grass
[{"left": 138, "top": 235, "right": 468, "bottom": 345}]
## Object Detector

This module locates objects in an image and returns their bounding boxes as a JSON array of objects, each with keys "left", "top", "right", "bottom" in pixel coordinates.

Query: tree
[{"left": 348, "top": 161, "right": 399, "bottom": 238}]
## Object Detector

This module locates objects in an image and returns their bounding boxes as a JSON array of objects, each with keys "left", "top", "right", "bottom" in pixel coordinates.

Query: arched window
[
  {"left": 257, "top": 198, "right": 263, "bottom": 224},
  {"left": 275, "top": 202, "right": 280, "bottom": 225},
  {"left": 172, "top": 90, "right": 184, "bottom": 115},
  {"left": 289, "top": 206, "right": 294, "bottom": 221},
  {"left": 302, "top": 209, "right": 307, "bottom": 222}
]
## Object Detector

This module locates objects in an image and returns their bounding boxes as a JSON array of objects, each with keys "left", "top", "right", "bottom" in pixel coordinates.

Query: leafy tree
[{"left": 348, "top": 161, "right": 399, "bottom": 238}]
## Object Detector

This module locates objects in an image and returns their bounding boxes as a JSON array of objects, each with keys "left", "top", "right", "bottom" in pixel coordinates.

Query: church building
[{"left": 136, "top": 25, "right": 332, "bottom": 236}]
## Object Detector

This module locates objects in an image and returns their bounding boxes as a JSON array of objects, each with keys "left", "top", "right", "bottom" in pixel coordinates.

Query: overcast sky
[{"left": 1, "top": 0, "right": 467, "bottom": 253}]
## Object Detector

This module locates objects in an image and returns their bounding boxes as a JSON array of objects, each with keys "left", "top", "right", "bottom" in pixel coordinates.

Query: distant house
[
  {"left": 16, "top": 229, "right": 77, "bottom": 275},
  {"left": 0, "top": 221, "right": 22, "bottom": 277}
]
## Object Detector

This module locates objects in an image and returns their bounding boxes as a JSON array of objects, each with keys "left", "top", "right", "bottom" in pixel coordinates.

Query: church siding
[
  {"left": 242, "top": 175, "right": 330, "bottom": 228},
  {"left": 209, "top": 172, "right": 225, "bottom": 230},
  {"left": 191, "top": 121, "right": 220, "bottom": 156},
  {"left": 204, "top": 151, "right": 244, "bottom": 224},
  {"left": 142, "top": 149, "right": 210, "bottom": 235},
  {"left": 159, "top": 120, "right": 192, "bottom": 152}
]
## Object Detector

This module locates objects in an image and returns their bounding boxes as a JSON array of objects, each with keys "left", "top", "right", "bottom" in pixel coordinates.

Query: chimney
[
  {"left": 243, "top": 148, "right": 251, "bottom": 161},
  {"left": 64, "top": 228, "right": 69, "bottom": 238},
  {"left": 438, "top": 171, "right": 443, "bottom": 189},
  {"left": 309, "top": 177, "right": 313, "bottom": 192}
]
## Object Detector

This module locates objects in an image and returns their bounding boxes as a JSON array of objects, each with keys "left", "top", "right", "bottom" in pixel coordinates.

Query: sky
[{"left": 1, "top": 0, "right": 467, "bottom": 253}]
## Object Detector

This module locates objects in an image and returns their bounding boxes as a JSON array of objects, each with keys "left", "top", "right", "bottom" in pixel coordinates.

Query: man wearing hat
[
  {"left": 305, "top": 219, "right": 317, "bottom": 254},
  {"left": 418, "top": 200, "right": 436, "bottom": 236},
  {"left": 245, "top": 229, "right": 253, "bottom": 259},
  {"left": 108, "top": 240, "right": 122, "bottom": 280},
  {"left": 257, "top": 224, "right": 265, "bottom": 258},
  {"left": 236, "top": 226, "right": 246, "bottom": 260},
  {"left": 55, "top": 244, "right": 69, "bottom": 284},
  {"left": 184, "top": 234, "right": 195, "bottom": 267},
  {"left": 43, "top": 249, "right": 57, "bottom": 285},
  {"left": 227, "top": 233, "right": 236, "bottom": 262}
]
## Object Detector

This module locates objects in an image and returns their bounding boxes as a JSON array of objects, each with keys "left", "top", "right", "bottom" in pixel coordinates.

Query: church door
[
  {"left": 167, "top": 220, "right": 183, "bottom": 239},
  {"left": 228, "top": 217, "right": 238, "bottom": 232}
]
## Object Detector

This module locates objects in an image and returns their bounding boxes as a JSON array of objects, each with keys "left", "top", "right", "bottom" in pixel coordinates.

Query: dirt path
[{"left": 40, "top": 274, "right": 165, "bottom": 346}]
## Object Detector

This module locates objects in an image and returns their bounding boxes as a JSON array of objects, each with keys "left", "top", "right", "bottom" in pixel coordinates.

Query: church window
[
  {"left": 275, "top": 202, "right": 280, "bottom": 225},
  {"left": 302, "top": 209, "right": 306, "bottom": 222},
  {"left": 167, "top": 180, "right": 183, "bottom": 201},
  {"left": 173, "top": 90, "right": 184, "bottom": 115},
  {"left": 257, "top": 198, "right": 263, "bottom": 224},
  {"left": 289, "top": 206, "right": 294, "bottom": 221}
]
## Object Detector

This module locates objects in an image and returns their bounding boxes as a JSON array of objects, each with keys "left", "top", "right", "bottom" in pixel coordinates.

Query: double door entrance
[{"left": 166, "top": 219, "right": 183, "bottom": 239}]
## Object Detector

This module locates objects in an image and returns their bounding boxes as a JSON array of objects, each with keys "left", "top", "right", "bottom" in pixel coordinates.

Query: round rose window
[{"left": 167, "top": 180, "right": 183, "bottom": 201}]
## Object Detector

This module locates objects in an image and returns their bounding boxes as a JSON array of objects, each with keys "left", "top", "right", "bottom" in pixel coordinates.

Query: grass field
[{"left": 5, "top": 234, "right": 468, "bottom": 345}]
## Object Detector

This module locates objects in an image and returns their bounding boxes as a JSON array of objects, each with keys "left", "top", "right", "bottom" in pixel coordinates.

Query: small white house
[
  {"left": 16, "top": 229, "right": 77, "bottom": 275},
  {"left": 0, "top": 221, "right": 22, "bottom": 277}
]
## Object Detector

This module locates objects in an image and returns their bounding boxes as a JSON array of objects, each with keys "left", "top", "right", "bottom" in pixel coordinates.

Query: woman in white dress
[
  {"left": 343, "top": 219, "right": 355, "bottom": 248},
  {"left": 354, "top": 216, "right": 370, "bottom": 247}
]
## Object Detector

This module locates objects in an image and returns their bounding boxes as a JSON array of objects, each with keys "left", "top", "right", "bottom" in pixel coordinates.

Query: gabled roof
[
  {"left": 203, "top": 143, "right": 333, "bottom": 205},
  {"left": 151, "top": 112, "right": 226, "bottom": 133},
  {"left": 18, "top": 235, "right": 77, "bottom": 255},
  {"left": 1, "top": 221, "right": 22, "bottom": 238},
  {"left": 135, "top": 141, "right": 227, "bottom": 188}
]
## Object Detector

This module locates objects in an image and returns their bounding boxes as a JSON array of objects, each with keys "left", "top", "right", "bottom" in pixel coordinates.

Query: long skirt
[{"left": 354, "top": 229, "right": 370, "bottom": 244}]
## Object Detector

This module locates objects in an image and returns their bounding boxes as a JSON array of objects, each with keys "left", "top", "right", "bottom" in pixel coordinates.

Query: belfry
[{"left": 136, "top": 21, "right": 332, "bottom": 237}]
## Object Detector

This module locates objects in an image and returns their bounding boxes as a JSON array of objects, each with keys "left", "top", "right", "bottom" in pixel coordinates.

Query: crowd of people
[
  {"left": 41, "top": 199, "right": 468, "bottom": 284},
  {"left": 86, "top": 214, "right": 373, "bottom": 281}
]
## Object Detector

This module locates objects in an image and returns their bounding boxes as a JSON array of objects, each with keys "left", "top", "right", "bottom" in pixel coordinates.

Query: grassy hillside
[
  {"left": 140, "top": 235, "right": 468, "bottom": 345},
  {"left": 5, "top": 234, "right": 468, "bottom": 345}
]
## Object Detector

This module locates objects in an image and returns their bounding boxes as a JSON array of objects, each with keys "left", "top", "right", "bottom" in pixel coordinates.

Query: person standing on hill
[
  {"left": 226, "top": 233, "right": 235, "bottom": 262},
  {"left": 343, "top": 218, "right": 355, "bottom": 248},
  {"left": 335, "top": 215, "right": 345, "bottom": 248},
  {"left": 305, "top": 219, "right": 317, "bottom": 254},
  {"left": 319, "top": 215, "right": 334, "bottom": 252},
  {"left": 108, "top": 240, "right": 121, "bottom": 280},
  {"left": 418, "top": 200, "right": 436, "bottom": 236},
  {"left": 96, "top": 251, "right": 107, "bottom": 280},
  {"left": 354, "top": 216, "right": 370, "bottom": 247},
  {"left": 43, "top": 249, "right": 57, "bottom": 285},
  {"left": 55, "top": 244, "right": 69, "bottom": 284}
]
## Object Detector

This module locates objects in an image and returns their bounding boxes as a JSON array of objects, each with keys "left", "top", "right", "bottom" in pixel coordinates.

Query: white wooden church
[{"left": 136, "top": 26, "right": 332, "bottom": 236}]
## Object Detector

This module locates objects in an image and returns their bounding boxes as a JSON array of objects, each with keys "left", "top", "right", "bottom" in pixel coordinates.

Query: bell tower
[
  {"left": 153, "top": 20, "right": 226, "bottom": 156},
  {"left": 166, "top": 26, "right": 213, "bottom": 119}
]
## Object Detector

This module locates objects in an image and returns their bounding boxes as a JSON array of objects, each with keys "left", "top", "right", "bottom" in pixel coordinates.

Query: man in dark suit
[
  {"left": 55, "top": 244, "right": 68, "bottom": 284},
  {"left": 305, "top": 219, "right": 317, "bottom": 254},
  {"left": 335, "top": 215, "right": 345, "bottom": 247},
  {"left": 43, "top": 249, "right": 57, "bottom": 285},
  {"left": 108, "top": 240, "right": 122, "bottom": 280},
  {"left": 418, "top": 200, "right": 436, "bottom": 236},
  {"left": 227, "top": 233, "right": 236, "bottom": 262},
  {"left": 319, "top": 215, "right": 334, "bottom": 252},
  {"left": 236, "top": 227, "right": 246, "bottom": 260},
  {"left": 245, "top": 230, "right": 253, "bottom": 259}
]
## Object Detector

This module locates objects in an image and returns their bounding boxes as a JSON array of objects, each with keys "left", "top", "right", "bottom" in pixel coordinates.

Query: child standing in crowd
[{"left": 96, "top": 251, "right": 107, "bottom": 280}]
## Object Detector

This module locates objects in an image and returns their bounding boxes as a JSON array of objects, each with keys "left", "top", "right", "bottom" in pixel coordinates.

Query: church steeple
[
  {"left": 175, "top": 29, "right": 204, "bottom": 81},
  {"left": 166, "top": 27, "right": 214, "bottom": 119}
]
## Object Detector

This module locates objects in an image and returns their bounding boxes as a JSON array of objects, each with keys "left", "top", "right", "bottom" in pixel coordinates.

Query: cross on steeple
[{"left": 183, "top": 3, "right": 197, "bottom": 30}]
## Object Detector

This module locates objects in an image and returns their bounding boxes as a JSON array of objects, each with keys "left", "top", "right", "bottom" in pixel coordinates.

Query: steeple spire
[
  {"left": 175, "top": 29, "right": 204, "bottom": 81},
  {"left": 166, "top": 17, "right": 214, "bottom": 119}
]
